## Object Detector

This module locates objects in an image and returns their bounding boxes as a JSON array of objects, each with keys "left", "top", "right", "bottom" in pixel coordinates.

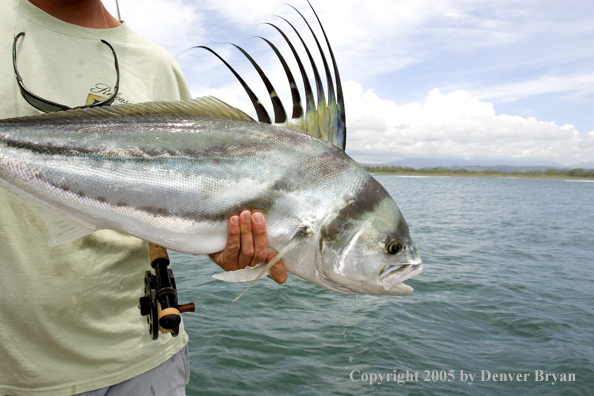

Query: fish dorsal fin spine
[
  {"left": 1, "top": 96, "right": 255, "bottom": 124},
  {"left": 195, "top": 2, "right": 346, "bottom": 150}
]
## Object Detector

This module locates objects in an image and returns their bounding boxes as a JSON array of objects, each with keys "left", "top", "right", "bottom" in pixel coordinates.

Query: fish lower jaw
[
  {"left": 390, "top": 282, "right": 414, "bottom": 295},
  {"left": 382, "top": 263, "right": 424, "bottom": 295}
]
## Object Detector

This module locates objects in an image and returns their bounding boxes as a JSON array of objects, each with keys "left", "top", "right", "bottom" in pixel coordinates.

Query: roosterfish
[{"left": 0, "top": 2, "right": 422, "bottom": 300}]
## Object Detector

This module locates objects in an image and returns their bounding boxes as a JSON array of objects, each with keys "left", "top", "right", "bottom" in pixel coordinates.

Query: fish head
[{"left": 319, "top": 178, "right": 423, "bottom": 296}]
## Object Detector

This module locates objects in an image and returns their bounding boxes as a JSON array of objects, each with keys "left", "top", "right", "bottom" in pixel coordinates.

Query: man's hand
[{"left": 209, "top": 210, "right": 287, "bottom": 284}]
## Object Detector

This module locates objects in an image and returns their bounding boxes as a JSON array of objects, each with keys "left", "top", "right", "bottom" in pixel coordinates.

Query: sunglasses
[{"left": 12, "top": 32, "right": 120, "bottom": 113}]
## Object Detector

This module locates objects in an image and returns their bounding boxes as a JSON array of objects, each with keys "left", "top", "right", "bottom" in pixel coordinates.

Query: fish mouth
[{"left": 379, "top": 263, "right": 424, "bottom": 292}]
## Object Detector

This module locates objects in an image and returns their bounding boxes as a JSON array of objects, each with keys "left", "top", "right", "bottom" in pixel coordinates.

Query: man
[{"left": 0, "top": 1, "right": 285, "bottom": 395}]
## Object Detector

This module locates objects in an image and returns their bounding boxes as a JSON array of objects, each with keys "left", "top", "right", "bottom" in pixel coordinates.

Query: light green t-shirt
[{"left": 1, "top": 0, "right": 192, "bottom": 394}]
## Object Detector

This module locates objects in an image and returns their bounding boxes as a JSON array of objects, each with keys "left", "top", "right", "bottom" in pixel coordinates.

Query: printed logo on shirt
[
  {"left": 86, "top": 83, "right": 130, "bottom": 106},
  {"left": 85, "top": 94, "right": 108, "bottom": 106}
]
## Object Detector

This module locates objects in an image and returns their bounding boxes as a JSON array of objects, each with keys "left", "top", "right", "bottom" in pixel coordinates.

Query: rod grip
[{"left": 149, "top": 243, "right": 169, "bottom": 264}]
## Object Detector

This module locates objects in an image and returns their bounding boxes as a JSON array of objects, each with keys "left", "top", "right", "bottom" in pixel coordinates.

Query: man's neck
[{"left": 28, "top": 0, "right": 121, "bottom": 28}]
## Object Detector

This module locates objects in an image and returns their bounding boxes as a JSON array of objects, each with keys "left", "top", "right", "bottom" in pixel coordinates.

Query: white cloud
[
  {"left": 344, "top": 83, "right": 590, "bottom": 166},
  {"left": 473, "top": 73, "right": 594, "bottom": 102}
]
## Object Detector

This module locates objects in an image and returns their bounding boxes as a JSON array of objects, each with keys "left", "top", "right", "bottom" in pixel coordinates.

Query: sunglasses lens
[{"left": 18, "top": 85, "right": 69, "bottom": 113}]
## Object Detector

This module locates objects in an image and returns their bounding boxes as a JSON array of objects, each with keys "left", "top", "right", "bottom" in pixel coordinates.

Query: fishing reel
[{"left": 138, "top": 244, "right": 195, "bottom": 340}]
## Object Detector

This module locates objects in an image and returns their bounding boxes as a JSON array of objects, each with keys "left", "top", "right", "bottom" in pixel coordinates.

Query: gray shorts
[{"left": 76, "top": 344, "right": 189, "bottom": 396}]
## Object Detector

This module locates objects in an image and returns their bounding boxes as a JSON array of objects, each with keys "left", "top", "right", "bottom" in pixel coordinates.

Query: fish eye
[{"left": 387, "top": 241, "right": 402, "bottom": 255}]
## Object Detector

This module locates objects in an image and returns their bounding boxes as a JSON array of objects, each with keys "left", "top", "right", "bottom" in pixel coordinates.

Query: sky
[{"left": 105, "top": 0, "right": 594, "bottom": 167}]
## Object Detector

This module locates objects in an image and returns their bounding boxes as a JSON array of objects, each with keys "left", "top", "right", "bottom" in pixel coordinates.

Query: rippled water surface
[{"left": 171, "top": 176, "right": 594, "bottom": 395}]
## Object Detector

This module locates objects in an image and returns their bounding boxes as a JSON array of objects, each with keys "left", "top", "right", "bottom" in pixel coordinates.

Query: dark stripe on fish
[
  {"left": 147, "top": 192, "right": 281, "bottom": 222},
  {"left": 1, "top": 136, "right": 95, "bottom": 157},
  {"left": 38, "top": 171, "right": 281, "bottom": 222},
  {"left": 320, "top": 176, "right": 392, "bottom": 243},
  {"left": 339, "top": 177, "right": 392, "bottom": 220},
  {"left": 1, "top": 135, "right": 267, "bottom": 161},
  {"left": 1, "top": 119, "right": 318, "bottom": 162}
]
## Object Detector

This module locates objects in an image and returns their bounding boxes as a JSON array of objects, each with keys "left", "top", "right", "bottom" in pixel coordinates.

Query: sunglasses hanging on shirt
[{"left": 12, "top": 32, "right": 120, "bottom": 113}]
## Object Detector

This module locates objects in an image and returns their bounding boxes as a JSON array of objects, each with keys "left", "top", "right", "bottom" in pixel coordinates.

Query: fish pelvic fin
[
  {"left": 212, "top": 263, "right": 271, "bottom": 283},
  {"left": 232, "top": 226, "right": 313, "bottom": 302},
  {"left": 0, "top": 96, "right": 255, "bottom": 124},
  {"left": 191, "top": 2, "right": 346, "bottom": 150}
]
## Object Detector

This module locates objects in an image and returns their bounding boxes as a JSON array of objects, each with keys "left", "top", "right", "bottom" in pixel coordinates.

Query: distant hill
[
  {"left": 359, "top": 157, "right": 594, "bottom": 172},
  {"left": 447, "top": 165, "right": 564, "bottom": 172}
]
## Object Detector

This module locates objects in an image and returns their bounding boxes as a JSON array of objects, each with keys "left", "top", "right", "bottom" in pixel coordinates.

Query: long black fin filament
[
  {"left": 191, "top": 46, "right": 271, "bottom": 124},
  {"left": 257, "top": 36, "right": 302, "bottom": 120},
  {"left": 276, "top": 15, "right": 326, "bottom": 140},
  {"left": 193, "top": 2, "right": 346, "bottom": 150},
  {"left": 229, "top": 43, "right": 287, "bottom": 124},
  {"left": 285, "top": 4, "right": 336, "bottom": 145},
  {"left": 262, "top": 22, "right": 316, "bottom": 133},
  {"left": 307, "top": 0, "right": 346, "bottom": 149}
]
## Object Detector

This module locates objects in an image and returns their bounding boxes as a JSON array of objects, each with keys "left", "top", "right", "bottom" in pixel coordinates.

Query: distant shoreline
[{"left": 363, "top": 166, "right": 594, "bottom": 180}]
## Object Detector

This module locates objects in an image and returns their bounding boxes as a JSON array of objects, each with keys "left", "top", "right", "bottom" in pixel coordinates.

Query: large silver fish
[{"left": 0, "top": 3, "right": 422, "bottom": 298}]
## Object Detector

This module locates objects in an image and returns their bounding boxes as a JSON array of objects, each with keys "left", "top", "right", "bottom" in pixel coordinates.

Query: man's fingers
[
  {"left": 210, "top": 211, "right": 288, "bottom": 286},
  {"left": 210, "top": 215, "right": 241, "bottom": 271},
  {"left": 250, "top": 212, "right": 270, "bottom": 267},
  {"left": 238, "top": 210, "right": 255, "bottom": 269}
]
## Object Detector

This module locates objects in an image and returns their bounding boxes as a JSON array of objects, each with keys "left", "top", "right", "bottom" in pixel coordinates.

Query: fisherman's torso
[{"left": 0, "top": 0, "right": 192, "bottom": 393}]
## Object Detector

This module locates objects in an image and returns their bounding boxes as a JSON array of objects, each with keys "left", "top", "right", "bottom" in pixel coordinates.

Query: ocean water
[{"left": 171, "top": 176, "right": 594, "bottom": 395}]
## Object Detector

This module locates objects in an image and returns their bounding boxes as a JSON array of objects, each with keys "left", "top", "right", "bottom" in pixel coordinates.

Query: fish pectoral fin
[
  {"left": 45, "top": 216, "right": 95, "bottom": 247},
  {"left": 30, "top": 202, "right": 95, "bottom": 246},
  {"left": 0, "top": 180, "right": 96, "bottom": 246},
  {"left": 232, "top": 226, "right": 313, "bottom": 302},
  {"left": 212, "top": 263, "right": 270, "bottom": 283}
]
